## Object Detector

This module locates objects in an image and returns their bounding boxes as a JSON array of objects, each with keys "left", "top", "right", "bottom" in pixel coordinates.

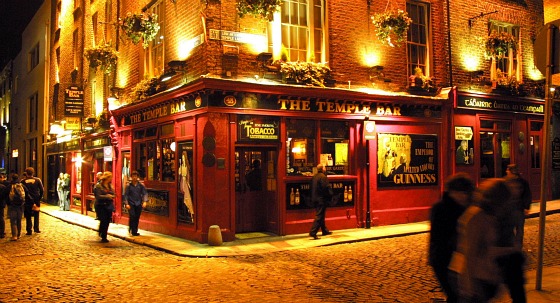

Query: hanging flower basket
[
  {"left": 120, "top": 12, "right": 160, "bottom": 48},
  {"left": 279, "top": 61, "right": 333, "bottom": 87},
  {"left": 485, "top": 30, "right": 517, "bottom": 59},
  {"left": 84, "top": 43, "right": 118, "bottom": 74},
  {"left": 236, "top": 0, "right": 282, "bottom": 20},
  {"left": 371, "top": 10, "right": 412, "bottom": 47}
]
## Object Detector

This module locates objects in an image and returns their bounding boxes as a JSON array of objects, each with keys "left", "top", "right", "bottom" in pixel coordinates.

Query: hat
[{"left": 507, "top": 164, "right": 520, "bottom": 175}]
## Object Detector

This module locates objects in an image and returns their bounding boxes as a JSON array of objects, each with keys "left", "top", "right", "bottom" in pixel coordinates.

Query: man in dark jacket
[
  {"left": 123, "top": 171, "right": 148, "bottom": 236},
  {"left": 0, "top": 172, "right": 8, "bottom": 238},
  {"left": 309, "top": 164, "right": 333, "bottom": 240},
  {"left": 504, "top": 163, "right": 532, "bottom": 249},
  {"left": 429, "top": 173, "right": 474, "bottom": 303},
  {"left": 21, "top": 167, "right": 44, "bottom": 235}
]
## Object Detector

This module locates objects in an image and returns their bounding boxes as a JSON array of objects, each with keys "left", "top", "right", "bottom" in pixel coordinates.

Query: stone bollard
[{"left": 208, "top": 225, "right": 223, "bottom": 246}]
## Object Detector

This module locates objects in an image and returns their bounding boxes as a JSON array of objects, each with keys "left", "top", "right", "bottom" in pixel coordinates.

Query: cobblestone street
[{"left": 1, "top": 213, "right": 560, "bottom": 302}]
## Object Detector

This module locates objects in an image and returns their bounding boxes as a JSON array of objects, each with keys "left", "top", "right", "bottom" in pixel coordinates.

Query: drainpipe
[{"left": 446, "top": 0, "right": 453, "bottom": 86}]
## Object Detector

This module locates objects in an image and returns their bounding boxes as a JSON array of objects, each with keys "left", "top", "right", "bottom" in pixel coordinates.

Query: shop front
[
  {"left": 452, "top": 90, "right": 545, "bottom": 199},
  {"left": 81, "top": 134, "right": 113, "bottom": 217},
  {"left": 45, "top": 138, "right": 79, "bottom": 206},
  {"left": 110, "top": 78, "right": 450, "bottom": 243}
]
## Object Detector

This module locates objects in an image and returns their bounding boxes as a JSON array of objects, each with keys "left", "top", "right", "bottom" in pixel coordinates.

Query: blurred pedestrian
[
  {"left": 123, "top": 171, "right": 148, "bottom": 236},
  {"left": 94, "top": 171, "right": 103, "bottom": 220},
  {"left": 21, "top": 167, "right": 44, "bottom": 235},
  {"left": 57, "top": 173, "right": 65, "bottom": 210},
  {"left": 63, "top": 173, "right": 71, "bottom": 211},
  {"left": 504, "top": 164, "right": 532, "bottom": 249},
  {"left": 429, "top": 173, "right": 475, "bottom": 303},
  {"left": 7, "top": 174, "right": 26, "bottom": 241},
  {"left": 94, "top": 172, "right": 115, "bottom": 243},
  {"left": 451, "top": 178, "right": 511, "bottom": 302},
  {"left": 309, "top": 163, "right": 333, "bottom": 240},
  {"left": 0, "top": 172, "right": 9, "bottom": 238}
]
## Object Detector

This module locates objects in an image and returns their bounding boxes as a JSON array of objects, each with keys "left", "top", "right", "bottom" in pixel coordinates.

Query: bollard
[{"left": 208, "top": 225, "right": 223, "bottom": 246}]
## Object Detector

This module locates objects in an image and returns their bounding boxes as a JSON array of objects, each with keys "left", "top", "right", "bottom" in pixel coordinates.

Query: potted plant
[
  {"left": 485, "top": 30, "right": 517, "bottom": 59},
  {"left": 371, "top": 10, "right": 412, "bottom": 47},
  {"left": 236, "top": 0, "right": 282, "bottom": 20},
  {"left": 493, "top": 69, "right": 525, "bottom": 96},
  {"left": 279, "top": 61, "right": 333, "bottom": 87},
  {"left": 120, "top": 12, "right": 160, "bottom": 48},
  {"left": 84, "top": 42, "right": 118, "bottom": 74},
  {"left": 408, "top": 67, "right": 438, "bottom": 95},
  {"left": 129, "top": 77, "right": 166, "bottom": 102}
]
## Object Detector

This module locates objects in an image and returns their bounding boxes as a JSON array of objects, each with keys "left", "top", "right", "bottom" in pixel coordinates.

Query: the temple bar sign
[
  {"left": 64, "top": 86, "right": 84, "bottom": 117},
  {"left": 208, "top": 29, "right": 266, "bottom": 45},
  {"left": 457, "top": 95, "right": 544, "bottom": 114}
]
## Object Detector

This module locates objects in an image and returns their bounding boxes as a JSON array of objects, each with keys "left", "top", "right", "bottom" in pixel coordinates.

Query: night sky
[{"left": 0, "top": 0, "right": 44, "bottom": 69}]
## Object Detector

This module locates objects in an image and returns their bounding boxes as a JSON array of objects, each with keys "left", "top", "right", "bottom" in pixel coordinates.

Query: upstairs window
[
  {"left": 28, "top": 43, "right": 40, "bottom": 72},
  {"left": 489, "top": 21, "right": 519, "bottom": 80},
  {"left": 271, "top": 0, "right": 326, "bottom": 62},
  {"left": 406, "top": 1, "right": 430, "bottom": 77},
  {"left": 144, "top": 0, "right": 165, "bottom": 78}
]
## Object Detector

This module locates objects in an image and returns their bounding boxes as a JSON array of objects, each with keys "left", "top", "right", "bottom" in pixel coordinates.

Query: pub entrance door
[{"left": 235, "top": 147, "right": 278, "bottom": 234}]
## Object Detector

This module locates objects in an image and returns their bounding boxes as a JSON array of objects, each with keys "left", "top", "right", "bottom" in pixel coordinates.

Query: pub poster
[
  {"left": 178, "top": 141, "right": 195, "bottom": 224},
  {"left": 377, "top": 133, "right": 438, "bottom": 188},
  {"left": 455, "top": 126, "right": 474, "bottom": 165}
]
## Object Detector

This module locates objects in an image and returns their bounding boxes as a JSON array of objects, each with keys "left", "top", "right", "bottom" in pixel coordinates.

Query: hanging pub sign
[
  {"left": 377, "top": 133, "right": 438, "bottom": 188},
  {"left": 64, "top": 86, "right": 84, "bottom": 117},
  {"left": 238, "top": 115, "right": 280, "bottom": 141}
]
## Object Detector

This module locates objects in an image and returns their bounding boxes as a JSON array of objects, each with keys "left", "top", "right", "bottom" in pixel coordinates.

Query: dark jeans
[
  {"left": 97, "top": 204, "right": 112, "bottom": 240},
  {"left": 0, "top": 206, "right": 5, "bottom": 237},
  {"left": 309, "top": 204, "right": 329, "bottom": 236},
  {"left": 24, "top": 203, "right": 40, "bottom": 233},
  {"left": 501, "top": 252, "right": 527, "bottom": 303},
  {"left": 432, "top": 265, "right": 458, "bottom": 303},
  {"left": 128, "top": 204, "right": 143, "bottom": 234}
]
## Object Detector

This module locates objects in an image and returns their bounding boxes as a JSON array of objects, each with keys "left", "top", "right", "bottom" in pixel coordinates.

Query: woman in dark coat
[{"left": 94, "top": 172, "right": 115, "bottom": 243}]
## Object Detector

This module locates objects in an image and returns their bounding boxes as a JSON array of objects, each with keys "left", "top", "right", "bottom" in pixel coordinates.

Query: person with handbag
[
  {"left": 123, "top": 171, "right": 148, "bottom": 236},
  {"left": 94, "top": 172, "right": 115, "bottom": 243},
  {"left": 21, "top": 167, "right": 43, "bottom": 235},
  {"left": 309, "top": 163, "right": 333, "bottom": 240}
]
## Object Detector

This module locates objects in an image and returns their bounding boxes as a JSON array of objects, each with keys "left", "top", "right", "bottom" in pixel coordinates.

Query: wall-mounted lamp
[
  {"left": 467, "top": 10, "right": 498, "bottom": 28},
  {"left": 107, "top": 87, "right": 124, "bottom": 102},
  {"left": 160, "top": 60, "right": 187, "bottom": 82},
  {"left": 49, "top": 122, "right": 63, "bottom": 135}
]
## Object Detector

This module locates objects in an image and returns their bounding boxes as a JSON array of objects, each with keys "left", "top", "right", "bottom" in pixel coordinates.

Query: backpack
[{"left": 9, "top": 183, "right": 25, "bottom": 205}]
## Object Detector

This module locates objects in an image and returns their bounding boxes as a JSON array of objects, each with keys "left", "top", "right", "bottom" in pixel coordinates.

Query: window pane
[
  {"left": 320, "top": 121, "right": 349, "bottom": 175},
  {"left": 480, "top": 120, "right": 494, "bottom": 129},
  {"left": 299, "top": 27, "right": 307, "bottom": 50},
  {"left": 286, "top": 119, "right": 316, "bottom": 175},
  {"left": 480, "top": 132, "right": 495, "bottom": 178},
  {"left": 161, "top": 139, "right": 175, "bottom": 181},
  {"left": 314, "top": 5, "right": 321, "bottom": 28},
  {"left": 281, "top": 1, "right": 289, "bottom": 23}
]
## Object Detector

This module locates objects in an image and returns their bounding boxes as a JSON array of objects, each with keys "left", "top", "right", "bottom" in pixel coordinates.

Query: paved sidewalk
[{"left": 40, "top": 200, "right": 560, "bottom": 302}]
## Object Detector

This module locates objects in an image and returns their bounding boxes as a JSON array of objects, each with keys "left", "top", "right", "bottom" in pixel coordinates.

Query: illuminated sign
[
  {"left": 457, "top": 95, "right": 544, "bottom": 114},
  {"left": 209, "top": 29, "right": 266, "bottom": 45},
  {"left": 238, "top": 115, "right": 280, "bottom": 141},
  {"left": 64, "top": 86, "right": 84, "bottom": 117}
]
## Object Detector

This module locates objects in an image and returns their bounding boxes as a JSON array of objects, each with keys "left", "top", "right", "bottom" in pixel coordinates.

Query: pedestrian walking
[
  {"left": 21, "top": 167, "right": 44, "bottom": 235},
  {"left": 62, "top": 173, "right": 71, "bottom": 211},
  {"left": 7, "top": 173, "right": 26, "bottom": 241},
  {"left": 309, "top": 163, "right": 333, "bottom": 240},
  {"left": 123, "top": 171, "right": 148, "bottom": 236},
  {"left": 428, "top": 173, "right": 475, "bottom": 303},
  {"left": 94, "top": 172, "right": 115, "bottom": 243},
  {"left": 450, "top": 178, "right": 512, "bottom": 303},
  {"left": 0, "top": 172, "right": 9, "bottom": 238},
  {"left": 504, "top": 164, "right": 532, "bottom": 249}
]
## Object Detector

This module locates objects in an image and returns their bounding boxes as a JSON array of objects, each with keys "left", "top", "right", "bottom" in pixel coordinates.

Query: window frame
[
  {"left": 143, "top": 0, "right": 165, "bottom": 78},
  {"left": 488, "top": 20, "right": 520, "bottom": 80},
  {"left": 406, "top": 1, "right": 431, "bottom": 78},
  {"left": 28, "top": 43, "right": 40, "bottom": 72}
]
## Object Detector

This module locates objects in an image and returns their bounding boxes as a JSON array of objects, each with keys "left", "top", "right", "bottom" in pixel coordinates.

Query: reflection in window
[{"left": 286, "top": 119, "right": 315, "bottom": 175}]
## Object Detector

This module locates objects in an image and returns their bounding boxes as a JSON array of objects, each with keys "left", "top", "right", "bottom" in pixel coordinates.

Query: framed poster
[
  {"left": 455, "top": 126, "right": 474, "bottom": 165},
  {"left": 377, "top": 133, "right": 438, "bottom": 188}
]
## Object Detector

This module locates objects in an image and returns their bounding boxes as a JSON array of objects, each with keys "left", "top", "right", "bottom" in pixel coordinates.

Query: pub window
[
  {"left": 104, "top": 0, "right": 113, "bottom": 42},
  {"left": 286, "top": 119, "right": 316, "bottom": 175},
  {"left": 133, "top": 126, "right": 175, "bottom": 182},
  {"left": 488, "top": 21, "right": 520, "bottom": 81},
  {"left": 530, "top": 121, "right": 543, "bottom": 169},
  {"left": 73, "top": 29, "right": 79, "bottom": 69},
  {"left": 92, "top": 12, "right": 99, "bottom": 46},
  {"left": 320, "top": 120, "right": 349, "bottom": 175},
  {"left": 143, "top": 0, "right": 165, "bottom": 78},
  {"left": 269, "top": 0, "right": 326, "bottom": 62},
  {"left": 479, "top": 119, "right": 511, "bottom": 178},
  {"left": 406, "top": 1, "right": 430, "bottom": 77}
]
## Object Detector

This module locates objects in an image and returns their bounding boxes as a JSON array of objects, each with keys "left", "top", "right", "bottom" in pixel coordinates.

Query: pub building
[
  {"left": 110, "top": 77, "right": 450, "bottom": 243},
  {"left": 451, "top": 88, "right": 545, "bottom": 199}
]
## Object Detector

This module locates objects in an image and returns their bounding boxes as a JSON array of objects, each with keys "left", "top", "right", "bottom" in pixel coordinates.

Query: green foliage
[
  {"left": 120, "top": 12, "right": 160, "bottom": 49},
  {"left": 279, "top": 61, "right": 332, "bottom": 87},
  {"left": 485, "top": 30, "right": 517, "bottom": 59},
  {"left": 84, "top": 42, "right": 118, "bottom": 74},
  {"left": 128, "top": 77, "right": 165, "bottom": 102},
  {"left": 371, "top": 10, "right": 412, "bottom": 47},
  {"left": 236, "top": 0, "right": 282, "bottom": 20}
]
